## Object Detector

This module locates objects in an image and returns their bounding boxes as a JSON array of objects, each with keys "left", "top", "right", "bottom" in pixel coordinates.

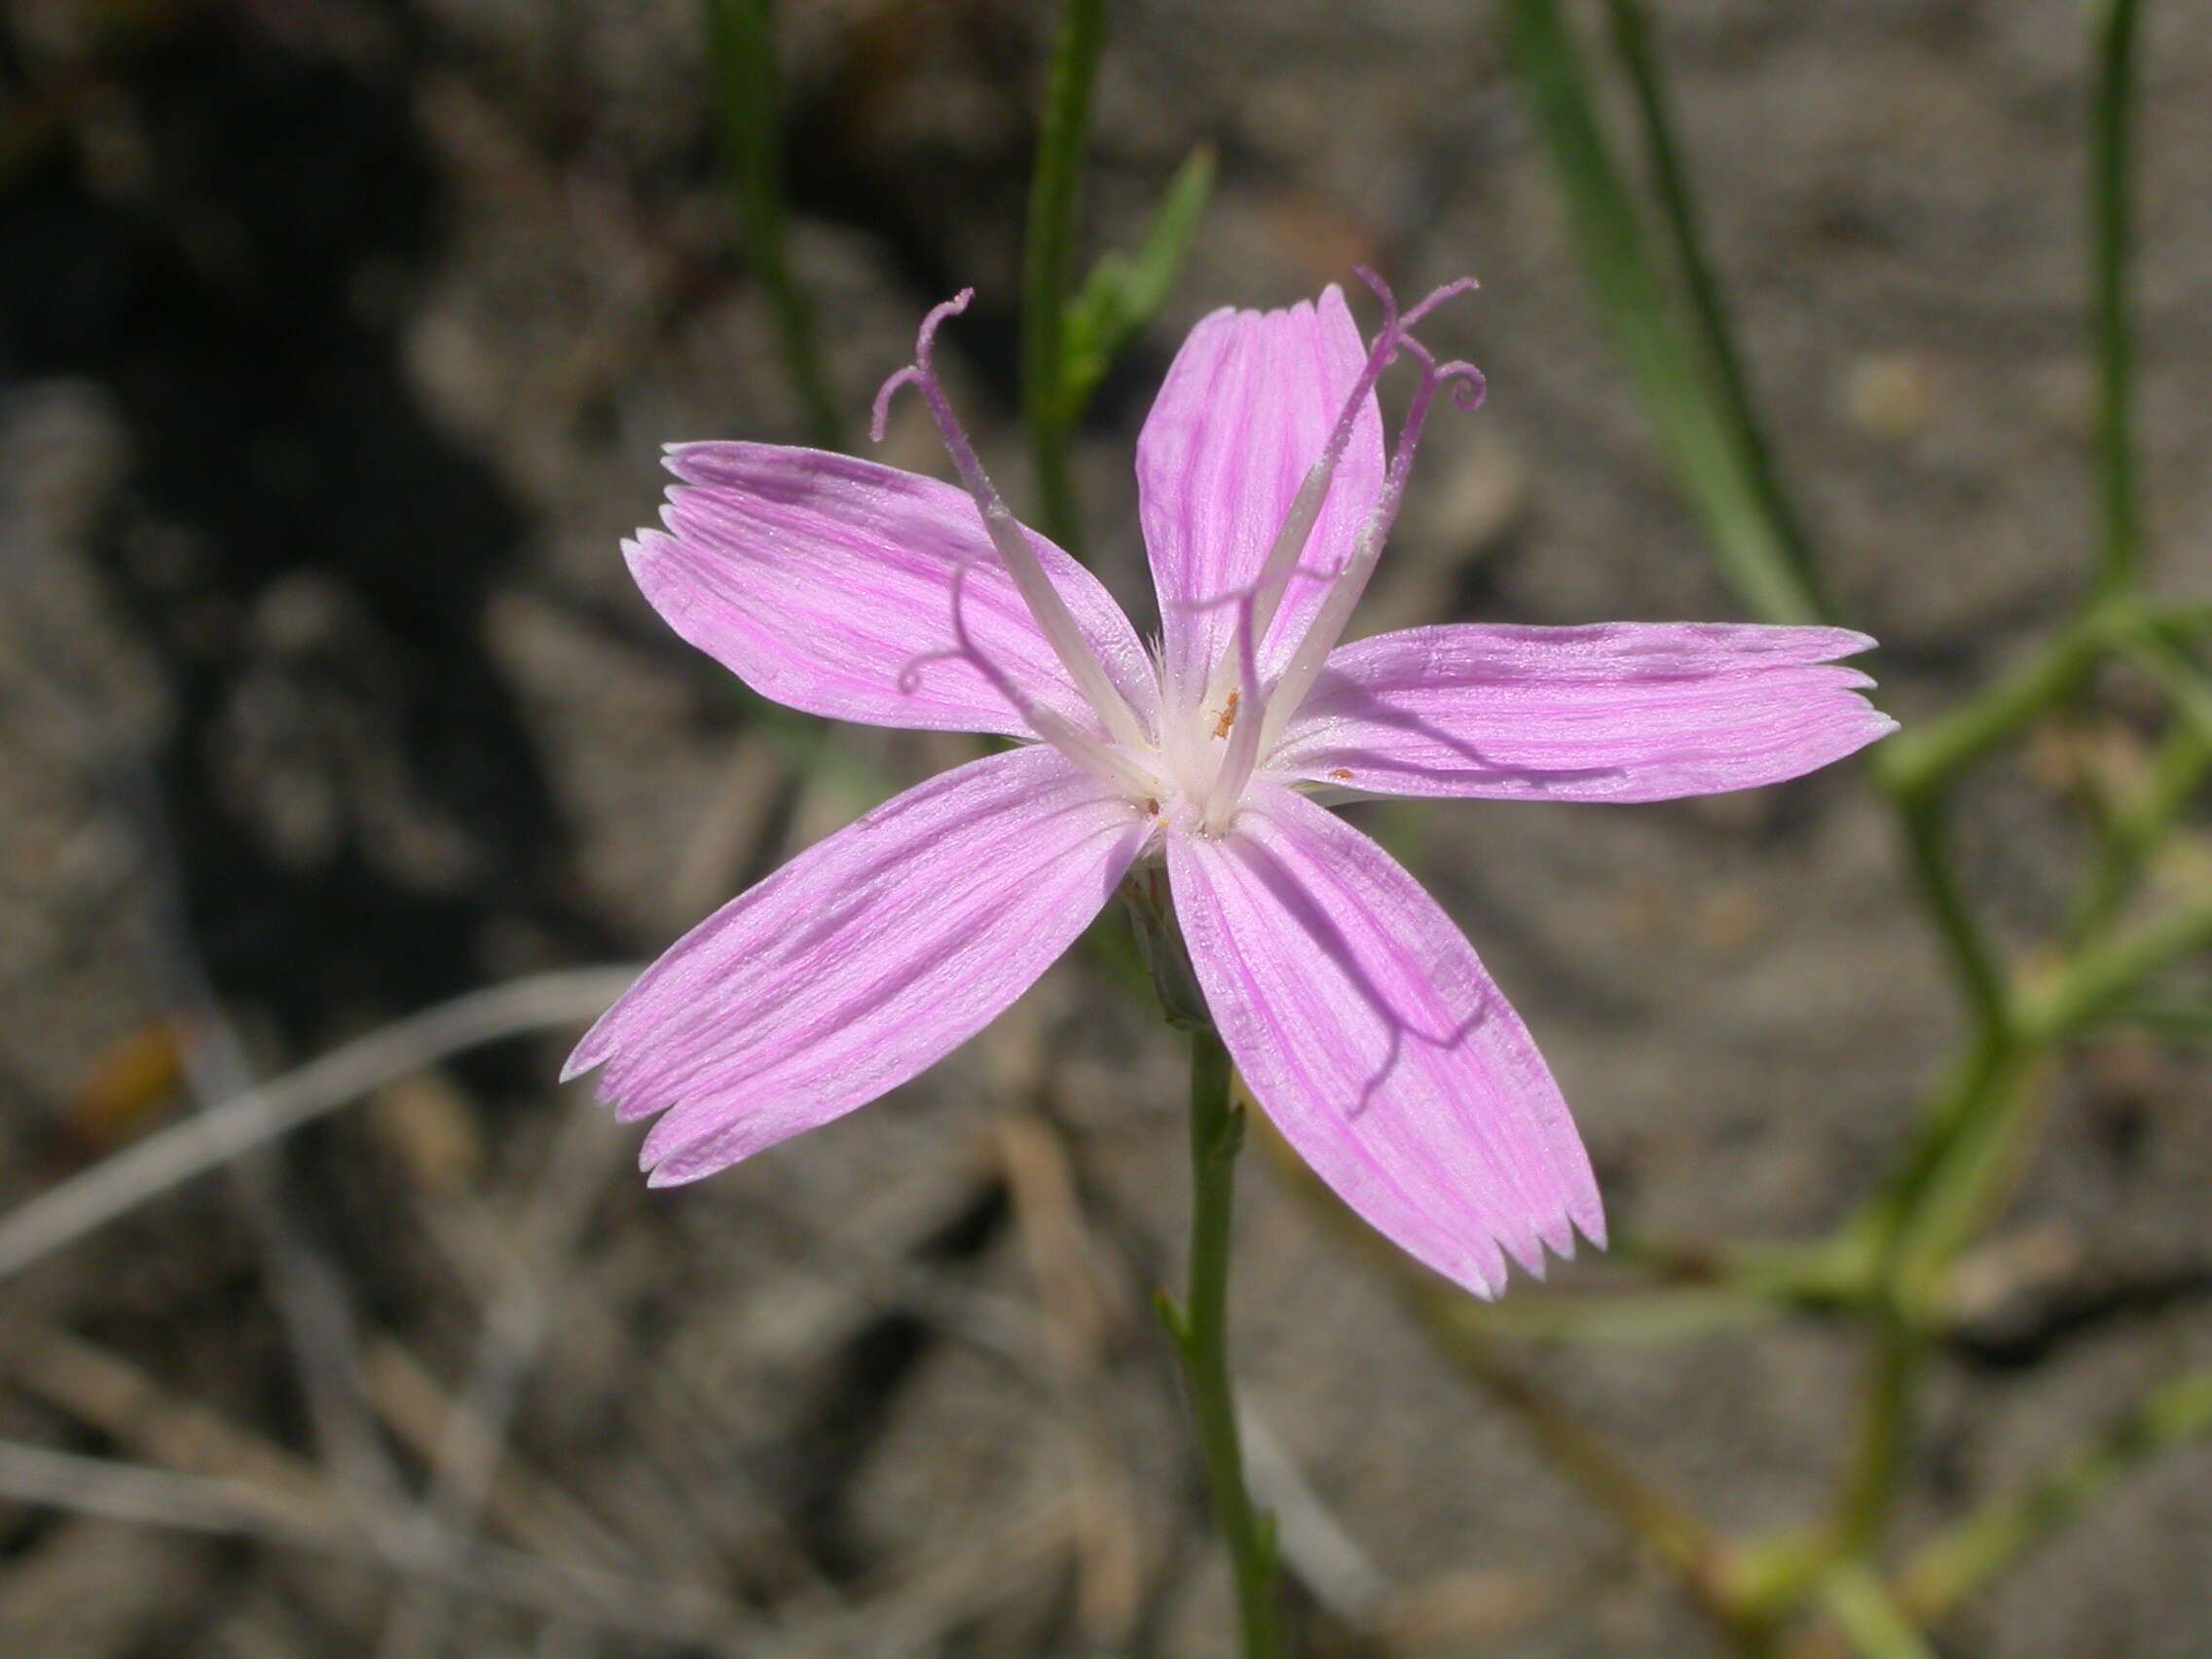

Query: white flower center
[{"left": 876, "top": 277, "right": 1486, "bottom": 836}]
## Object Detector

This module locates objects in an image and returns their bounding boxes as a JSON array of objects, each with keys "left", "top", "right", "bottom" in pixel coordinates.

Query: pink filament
[
  {"left": 873, "top": 293, "right": 1151, "bottom": 759},
  {"left": 1201, "top": 275, "right": 1486, "bottom": 829}
]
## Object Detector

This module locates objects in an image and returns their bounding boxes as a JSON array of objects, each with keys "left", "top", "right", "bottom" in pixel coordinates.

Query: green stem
[
  {"left": 1872, "top": 608, "right": 2120, "bottom": 799},
  {"left": 1817, "top": 1562, "right": 1940, "bottom": 1659},
  {"left": 2127, "top": 622, "right": 2212, "bottom": 747},
  {"left": 1834, "top": 1038, "right": 2022, "bottom": 1555},
  {"left": 1892, "top": 790, "right": 2010, "bottom": 1035},
  {"left": 1899, "top": 1364, "right": 2212, "bottom": 1621},
  {"left": 1602, "top": 0, "right": 1825, "bottom": 616},
  {"left": 1021, "top": 0, "right": 1109, "bottom": 554},
  {"left": 2067, "top": 719, "right": 2212, "bottom": 945},
  {"left": 1268, "top": 1129, "right": 1751, "bottom": 1635},
  {"left": 2090, "top": 0, "right": 2144, "bottom": 594},
  {"left": 706, "top": 0, "right": 843, "bottom": 449},
  {"left": 1833, "top": 1299, "right": 1931, "bottom": 1556},
  {"left": 1502, "top": 0, "right": 1823, "bottom": 626},
  {"left": 2025, "top": 885, "right": 2212, "bottom": 1043},
  {"left": 1164, "top": 1028, "right": 1282, "bottom": 1658}
]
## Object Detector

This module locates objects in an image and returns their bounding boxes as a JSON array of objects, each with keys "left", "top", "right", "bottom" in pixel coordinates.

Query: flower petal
[
  {"left": 567, "top": 746, "right": 1152, "bottom": 1184},
  {"left": 635, "top": 443, "right": 1158, "bottom": 736},
  {"left": 1273, "top": 623, "right": 1895, "bottom": 801},
  {"left": 1136, "top": 288, "right": 1385, "bottom": 701},
  {"left": 1168, "top": 786, "right": 1602, "bottom": 1298}
]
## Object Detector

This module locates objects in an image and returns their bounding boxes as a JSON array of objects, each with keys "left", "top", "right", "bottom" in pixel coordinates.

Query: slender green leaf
[
  {"left": 1502, "top": 0, "right": 1822, "bottom": 624},
  {"left": 1061, "top": 144, "right": 1216, "bottom": 413},
  {"left": 706, "top": 0, "right": 843, "bottom": 449},
  {"left": 1021, "top": 0, "right": 1110, "bottom": 553},
  {"left": 1602, "top": 0, "right": 1825, "bottom": 613}
]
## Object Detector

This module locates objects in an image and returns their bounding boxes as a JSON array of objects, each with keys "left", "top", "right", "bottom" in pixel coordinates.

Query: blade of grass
[
  {"left": 1817, "top": 1563, "right": 1939, "bottom": 1659},
  {"left": 1021, "top": 0, "right": 1110, "bottom": 554},
  {"left": 1061, "top": 143, "right": 1215, "bottom": 415},
  {"left": 2067, "top": 718, "right": 2212, "bottom": 944},
  {"left": 707, "top": 0, "right": 843, "bottom": 449},
  {"left": 1502, "top": 0, "right": 1822, "bottom": 626},
  {"left": 1601, "top": 0, "right": 1825, "bottom": 614},
  {"left": 1899, "top": 1365, "right": 2212, "bottom": 1621}
]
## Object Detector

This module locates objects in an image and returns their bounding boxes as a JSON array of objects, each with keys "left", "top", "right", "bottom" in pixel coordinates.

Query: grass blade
[
  {"left": 1021, "top": 0, "right": 1111, "bottom": 554},
  {"left": 1062, "top": 143, "right": 1216, "bottom": 415},
  {"left": 1503, "top": 0, "right": 1823, "bottom": 625},
  {"left": 706, "top": 0, "right": 844, "bottom": 449},
  {"left": 1602, "top": 0, "right": 1824, "bottom": 613}
]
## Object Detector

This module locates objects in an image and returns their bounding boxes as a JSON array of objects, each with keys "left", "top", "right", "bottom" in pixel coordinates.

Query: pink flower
[{"left": 566, "top": 278, "right": 1894, "bottom": 1298}]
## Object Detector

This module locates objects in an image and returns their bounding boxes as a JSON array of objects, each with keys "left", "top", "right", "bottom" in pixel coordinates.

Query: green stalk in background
[
  {"left": 1602, "top": 0, "right": 1824, "bottom": 615},
  {"left": 1899, "top": 1365, "right": 2212, "bottom": 1621},
  {"left": 1817, "top": 1563, "right": 1941, "bottom": 1659},
  {"left": 1502, "top": 0, "right": 1824, "bottom": 627},
  {"left": 1022, "top": 0, "right": 1111, "bottom": 553},
  {"left": 1487, "top": 1, "right": 2204, "bottom": 1649},
  {"left": 707, "top": 0, "right": 844, "bottom": 450}
]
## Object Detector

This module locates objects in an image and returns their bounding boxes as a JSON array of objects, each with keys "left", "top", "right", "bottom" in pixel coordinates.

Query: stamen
[
  {"left": 1199, "top": 578, "right": 1270, "bottom": 832},
  {"left": 928, "top": 546, "right": 1163, "bottom": 802},
  {"left": 1258, "top": 343, "right": 1486, "bottom": 756},
  {"left": 1198, "top": 274, "right": 1486, "bottom": 824},
  {"left": 874, "top": 292, "right": 1150, "bottom": 752},
  {"left": 1195, "top": 271, "right": 1484, "bottom": 724}
]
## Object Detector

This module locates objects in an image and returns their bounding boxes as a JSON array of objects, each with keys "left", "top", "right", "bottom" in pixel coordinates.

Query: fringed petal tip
[
  {"left": 1780, "top": 625, "right": 1882, "bottom": 662},
  {"left": 620, "top": 442, "right": 1158, "bottom": 738},
  {"left": 556, "top": 746, "right": 1150, "bottom": 1198},
  {"left": 1456, "top": 1197, "right": 1607, "bottom": 1300},
  {"left": 1278, "top": 622, "right": 1900, "bottom": 805},
  {"left": 642, "top": 1140, "right": 717, "bottom": 1188},
  {"left": 1170, "top": 784, "right": 1604, "bottom": 1309}
]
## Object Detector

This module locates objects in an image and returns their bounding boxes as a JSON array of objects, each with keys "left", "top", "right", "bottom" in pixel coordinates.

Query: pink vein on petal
[
  {"left": 1272, "top": 622, "right": 1896, "bottom": 801},
  {"left": 634, "top": 443, "right": 1156, "bottom": 738},
  {"left": 1168, "top": 783, "right": 1604, "bottom": 1300},
  {"left": 565, "top": 746, "right": 1153, "bottom": 1185}
]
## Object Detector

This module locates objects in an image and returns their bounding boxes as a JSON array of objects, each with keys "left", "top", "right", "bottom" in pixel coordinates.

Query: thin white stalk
[
  {"left": 1256, "top": 527, "right": 1382, "bottom": 756},
  {"left": 876, "top": 292, "right": 1150, "bottom": 752},
  {"left": 975, "top": 498, "right": 1151, "bottom": 752},
  {"left": 0, "top": 968, "right": 640, "bottom": 1284}
]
